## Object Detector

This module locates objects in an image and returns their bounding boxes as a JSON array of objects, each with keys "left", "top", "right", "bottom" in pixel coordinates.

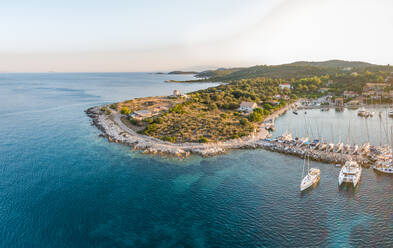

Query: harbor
[{"left": 87, "top": 101, "right": 393, "bottom": 177}]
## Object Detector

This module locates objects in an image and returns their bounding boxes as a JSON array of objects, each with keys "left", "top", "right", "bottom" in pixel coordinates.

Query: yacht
[
  {"left": 373, "top": 160, "right": 393, "bottom": 174},
  {"left": 300, "top": 154, "right": 320, "bottom": 191},
  {"left": 335, "top": 142, "right": 344, "bottom": 153},
  {"left": 358, "top": 108, "right": 367, "bottom": 117},
  {"left": 360, "top": 143, "right": 371, "bottom": 155},
  {"left": 351, "top": 145, "right": 359, "bottom": 155},
  {"left": 389, "top": 109, "right": 393, "bottom": 118},
  {"left": 338, "top": 160, "right": 362, "bottom": 187},
  {"left": 320, "top": 142, "right": 328, "bottom": 151}
]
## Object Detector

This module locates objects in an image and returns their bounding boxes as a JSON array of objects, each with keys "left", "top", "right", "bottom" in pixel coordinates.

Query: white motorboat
[
  {"left": 358, "top": 108, "right": 367, "bottom": 116},
  {"left": 338, "top": 160, "right": 362, "bottom": 187},
  {"left": 300, "top": 154, "right": 320, "bottom": 191},
  {"left": 388, "top": 109, "right": 393, "bottom": 118}
]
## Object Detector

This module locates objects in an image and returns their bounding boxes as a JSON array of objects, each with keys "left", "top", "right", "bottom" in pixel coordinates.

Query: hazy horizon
[{"left": 1, "top": 0, "right": 392, "bottom": 72}]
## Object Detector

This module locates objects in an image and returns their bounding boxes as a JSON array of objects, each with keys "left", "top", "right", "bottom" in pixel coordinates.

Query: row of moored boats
[
  {"left": 300, "top": 154, "right": 362, "bottom": 191},
  {"left": 269, "top": 133, "right": 393, "bottom": 191}
]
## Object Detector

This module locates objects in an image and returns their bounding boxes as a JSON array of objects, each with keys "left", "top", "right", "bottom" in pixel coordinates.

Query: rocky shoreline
[
  {"left": 85, "top": 103, "right": 293, "bottom": 158},
  {"left": 85, "top": 101, "right": 375, "bottom": 167}
]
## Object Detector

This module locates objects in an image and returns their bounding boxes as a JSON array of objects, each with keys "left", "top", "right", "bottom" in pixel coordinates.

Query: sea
[{"left": 1, "top": 73, "right": 393, "bottom": 248}]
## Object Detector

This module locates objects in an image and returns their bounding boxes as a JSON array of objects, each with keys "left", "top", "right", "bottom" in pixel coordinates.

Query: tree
[
  {"left": 240, "top": 118, "right": 249, "bottom": 126},
  {"left": 120, "top": 107, "right": 131, "bottom": 115},
  {"left": 248, "top": 112, "right": 263, "bottom": 122}
]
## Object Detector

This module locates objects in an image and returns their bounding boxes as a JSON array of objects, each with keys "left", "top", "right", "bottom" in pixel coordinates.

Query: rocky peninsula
[{"left": 85, "top": 102, "right": 293, "bottom": 158}]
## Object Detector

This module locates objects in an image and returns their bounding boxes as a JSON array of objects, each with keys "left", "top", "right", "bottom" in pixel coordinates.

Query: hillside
[
  {"left": 195, "top": 60, "right": 388, "bottom": 81},
  {"left": 287, "top": 60, "right": 377, "bottom": 68}
]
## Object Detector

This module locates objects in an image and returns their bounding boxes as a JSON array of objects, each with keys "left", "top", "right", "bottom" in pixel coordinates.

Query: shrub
[
  {"left": 144, "top": 123, "right": 157, "bottom": 135},
  {"left": 154, "top": 117, "right": 163, "bottom": 124},
  {"left": 263, "top": 103, "right": 273, "bottom": 111},
  {"left": 199, "top": 136, "right": 209, "bottom": 143},
  {"left": 129, "top": 118, "right": 142, "bottom": 126},
  {"left": 170, "top": 104, "right": 186, "bottom": 114},
  {"left": 253, "top": 107, "right": 263, "bottom": 114},
  {"left": 220, "top": 113, "right": 229, "bottom": 119},
  {"left": 248, "top": 112, "right": 263, "bottom": 122},
  {"left": 105, "top": 109, "right": 111, "bottom": 115},
  {"left": 208, "top": 103, "right": 218, "bottom": 110},
  {"left": 120, "top": 107, "right": 131, "bottom": 115},
  {"left": 240, "top": 118, "right": 249, "bottom": 126},
  {"left": 109, "top": 103, "right": 118, "bottom": 110},
  {"left": 144, "top": 117, "right": 154, "bottom": 124},
  {"left": 162, "top": 136, "right": 176, "bottom": 143}
]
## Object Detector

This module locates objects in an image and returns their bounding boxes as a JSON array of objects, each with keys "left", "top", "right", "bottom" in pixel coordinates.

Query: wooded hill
[{"left": 195, "top": 60, "right": 391, "bottom": 81}]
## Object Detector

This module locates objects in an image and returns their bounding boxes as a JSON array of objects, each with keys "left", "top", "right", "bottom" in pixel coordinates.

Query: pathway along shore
[{"left": 85, "top": 102, "right": 294, "bottom": 158}]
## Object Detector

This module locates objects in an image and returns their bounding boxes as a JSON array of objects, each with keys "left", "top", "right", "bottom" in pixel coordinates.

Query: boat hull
[
  {"left": 373, "top": 166, "right": 393, "bottom": 174},
  {"left": 300, "top": 170, "right": 320, "bottom": 192}
]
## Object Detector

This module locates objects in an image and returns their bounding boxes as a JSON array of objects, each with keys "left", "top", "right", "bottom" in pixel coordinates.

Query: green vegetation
[
  {"left": 143, "top": 77, "right": 292, "bottom": 143},
  {"left": 120, "top": 107, "right": 131, "bottom": 115},
  {"left": 199, "top": 137, "right": 209, "bottom": 143},
  {"left": 116, "top": 60, "right": 393, "bottom": 143},
  {"left": 193, "top": 60, "right": 392, "bottom": 83}
]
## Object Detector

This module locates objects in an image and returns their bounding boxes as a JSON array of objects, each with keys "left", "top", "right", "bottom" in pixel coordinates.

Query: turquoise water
[{"left": 1, "top": 73, "right": 393, "bottom": 247}]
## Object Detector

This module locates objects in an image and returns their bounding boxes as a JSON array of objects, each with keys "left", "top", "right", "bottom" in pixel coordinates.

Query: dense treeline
[
  {"left": 137, "top": 60, "right": 393, "bottom": 143},
  {"left": 194, "top": 60, "right": 393, "bottom": 82}
]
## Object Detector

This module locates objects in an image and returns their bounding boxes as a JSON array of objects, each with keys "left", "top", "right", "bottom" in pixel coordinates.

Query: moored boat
[
  {"left": 300, "top": 153, "right": 320, "bottom": 192},
  {"left": 338, "top": 160, "right": 362, "bottom": 187}
]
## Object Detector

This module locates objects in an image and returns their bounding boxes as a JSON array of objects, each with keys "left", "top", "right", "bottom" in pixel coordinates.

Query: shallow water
[{"left": 1, "top": 73, "right": 393, "bottom": 247}]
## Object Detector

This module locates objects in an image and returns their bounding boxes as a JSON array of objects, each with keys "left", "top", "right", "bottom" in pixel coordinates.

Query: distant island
[
  {"left": 87, "top": 59, "right": 393, "bottom": 157},
  {"left": 167, "top": 71, "right": 198, "bottom": 75}
]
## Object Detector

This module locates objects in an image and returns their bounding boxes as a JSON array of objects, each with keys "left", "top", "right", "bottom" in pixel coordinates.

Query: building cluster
[{"left": 361, "top": 83, "right": 393, "bottom": 100}]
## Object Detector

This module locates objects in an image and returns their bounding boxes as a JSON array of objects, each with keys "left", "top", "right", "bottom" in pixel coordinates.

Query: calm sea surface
[{"left": 1, "top": 73, "right": 393, "bottom": 248}]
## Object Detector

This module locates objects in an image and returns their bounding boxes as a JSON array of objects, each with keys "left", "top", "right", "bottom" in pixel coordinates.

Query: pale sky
[{"left": 0, "top": 0, "right": 392, "bottom": 72}]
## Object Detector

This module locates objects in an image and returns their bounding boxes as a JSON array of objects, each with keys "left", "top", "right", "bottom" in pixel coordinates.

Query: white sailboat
[
  {"left": 373, "top": 124, "right": 393, "bottom": 174},
  {"left": 351, "top": 145, "right": 359, "bottom": 155},
  {"left": 335, "top": 142, "right": 344, "bottom": 153},
  {"left": 300, "top": 153, "right": 320, "bottom": 191},
  {"left": 338, "top": 160, "right": 362, "bottom": 187}
]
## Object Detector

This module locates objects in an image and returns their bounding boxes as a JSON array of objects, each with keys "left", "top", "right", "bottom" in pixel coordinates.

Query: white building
[
  {"left": 279, "top": 83, "right": 291, "bottom": 90},
  {"left": 239, "top": 101, "right": 257, "bottom": 113}
]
